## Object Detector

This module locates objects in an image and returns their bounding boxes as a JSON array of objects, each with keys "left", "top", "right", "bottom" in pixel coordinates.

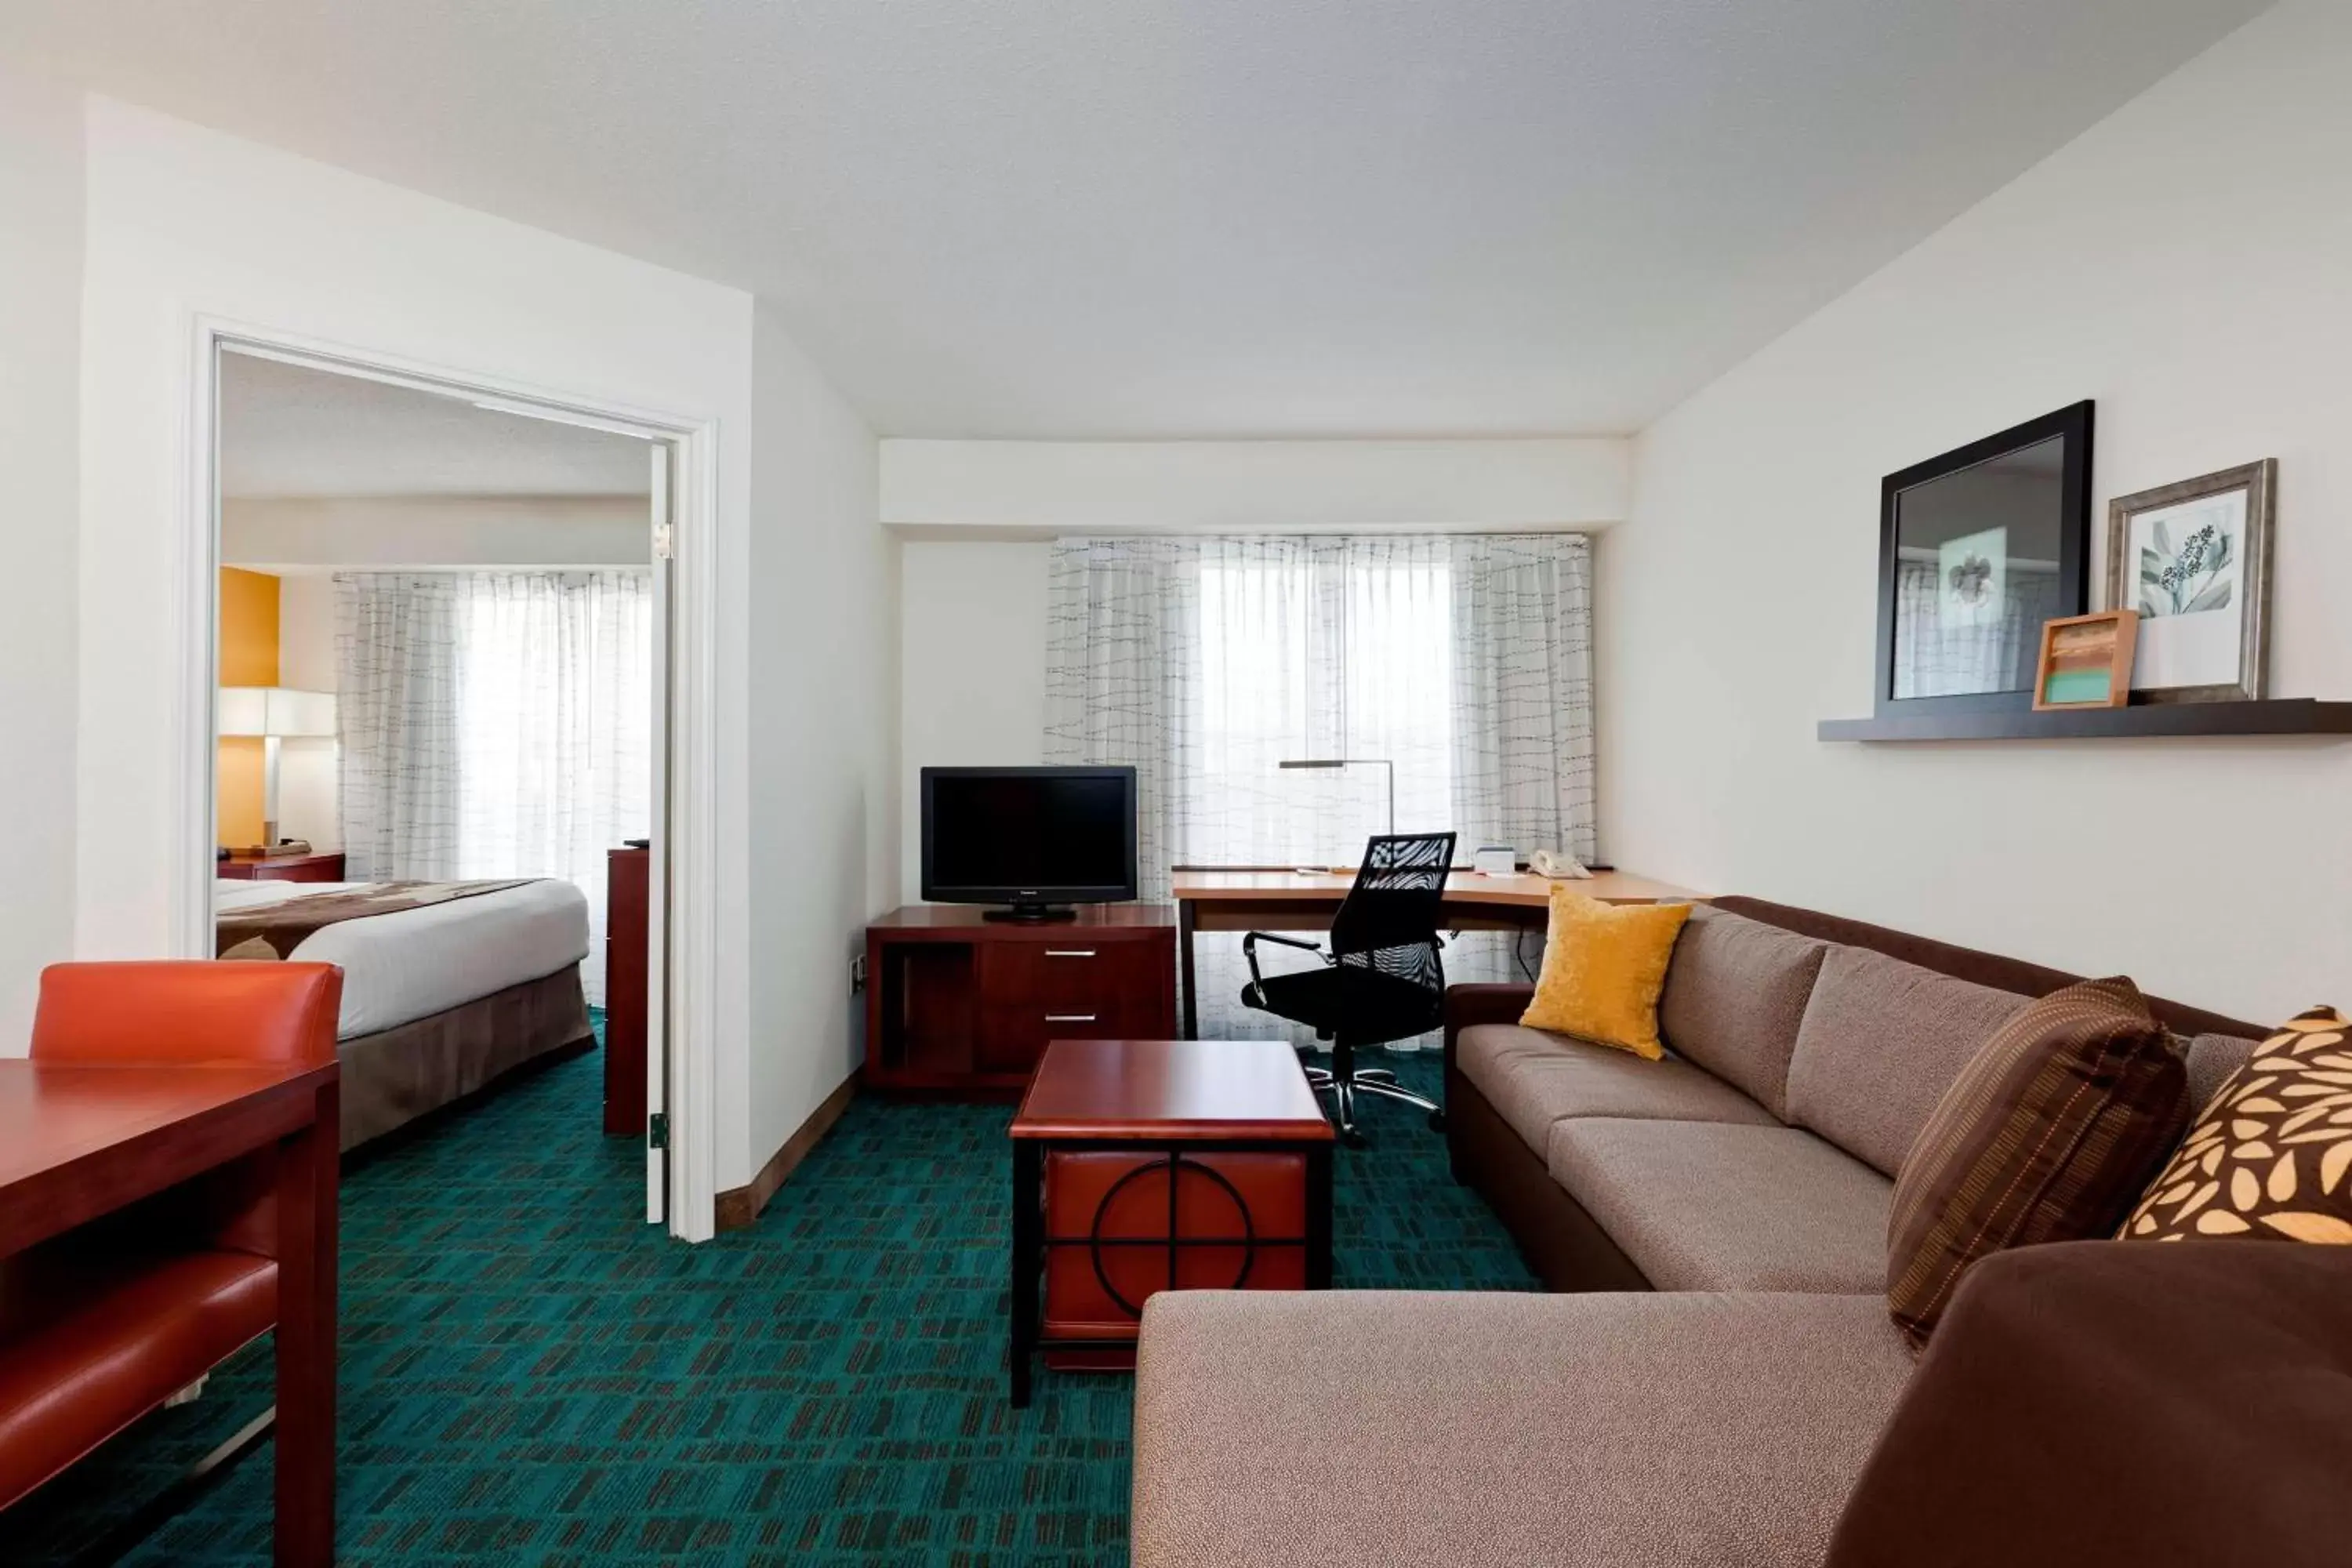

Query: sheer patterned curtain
[
  {"left": 1044, "top": 534, "right": 1595, "bottom": 1043},
  {"left": 336, "top": 572, "right": 652, "bottom": 1003}
]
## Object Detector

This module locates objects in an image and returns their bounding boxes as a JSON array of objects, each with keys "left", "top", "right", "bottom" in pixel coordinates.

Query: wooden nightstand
[{"left": 217, "top": 851, "right": 347, "bottom": 884}]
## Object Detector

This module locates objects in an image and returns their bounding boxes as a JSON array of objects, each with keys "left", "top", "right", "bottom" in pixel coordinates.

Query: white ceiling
[
  {"left": 219, "top": 352, "right": 653, "bottom": 500},
  {"left": 9, "top": 1, "right": 2267, "bottom": 438}
]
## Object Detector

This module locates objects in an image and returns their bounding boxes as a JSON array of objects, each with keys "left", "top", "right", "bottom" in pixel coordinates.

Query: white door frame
[{"left": 173, "top": 316, "right": 721, "bottom": 1242}]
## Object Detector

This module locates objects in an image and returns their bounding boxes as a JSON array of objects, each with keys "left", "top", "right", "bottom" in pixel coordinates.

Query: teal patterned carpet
[{"left": 4, "top": 1021, "right": 1534, "bottom": 1566}]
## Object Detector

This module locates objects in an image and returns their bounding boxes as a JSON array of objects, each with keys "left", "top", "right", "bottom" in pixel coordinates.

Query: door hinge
[
  {"left": 652, "top": 522, "right": 675, "bottom": 560},
  {"left": 648, "top": 1112, "right": 670, "bottom": 1150}
]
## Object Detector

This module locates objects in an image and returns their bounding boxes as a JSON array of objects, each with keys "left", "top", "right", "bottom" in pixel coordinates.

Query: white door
[{"left": 645, "top": 444, "right": 674, "bottom": 1224}]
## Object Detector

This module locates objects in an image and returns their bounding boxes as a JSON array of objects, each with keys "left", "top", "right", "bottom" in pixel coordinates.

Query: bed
[{"left": 216, "top": 877, "right": 594, "bottom": 1150}]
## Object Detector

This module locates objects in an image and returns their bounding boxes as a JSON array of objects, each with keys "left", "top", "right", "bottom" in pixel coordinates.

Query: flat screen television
[{"left": 920, "top": 765, "right": 1138, "bottom": 920}]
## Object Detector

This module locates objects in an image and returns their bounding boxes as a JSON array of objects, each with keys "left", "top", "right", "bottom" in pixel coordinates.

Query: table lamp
[{"left": 219, "top": 687, "right": 336, "bottom": 846}]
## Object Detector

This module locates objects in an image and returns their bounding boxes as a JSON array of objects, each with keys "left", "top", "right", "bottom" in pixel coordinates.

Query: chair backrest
[
  {"left": 1328, "top": 833, "right": 1457, "bottom": 993},
  {"left": 31, "top": 961, "right": 343, "bottom": 1067}
]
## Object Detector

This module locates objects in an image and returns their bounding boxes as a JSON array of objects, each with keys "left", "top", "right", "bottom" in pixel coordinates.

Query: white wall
[
  {"left": 1602, "top": 0, "right": 2352, "bottom": 1024},
  {"left": 898, "top": 542, "right": 1052, "bottom": 902},
  {"left": 224, "top": 495, "right": 651, "bottom": 569},
  {"left": 0, "top": 65, "right": 84, "bottom": 1051},
  {"left": 883, "top": 437, "right": 1628, "bottom": 533},
  {"left": 743, "top": 304, "right": 895, "bottom": 1185},
  {"left": 71, "top": 100, "right": 788, "bottom": 1214}
]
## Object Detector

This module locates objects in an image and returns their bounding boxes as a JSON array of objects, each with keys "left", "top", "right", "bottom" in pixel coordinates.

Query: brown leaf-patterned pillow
[{"left": 2123, "top": 1006, "right": 2352, "bottom": 1244}]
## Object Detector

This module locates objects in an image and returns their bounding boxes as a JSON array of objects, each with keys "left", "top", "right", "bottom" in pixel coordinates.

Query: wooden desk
[
  {"left": 0, "top": 1058, "right": 340, "bottom": 1565},
  {"left": 1170, "top": 868, "right": 1700, "bottom": 1039}
]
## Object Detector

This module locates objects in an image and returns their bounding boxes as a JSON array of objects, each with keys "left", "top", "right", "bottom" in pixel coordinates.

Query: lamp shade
[{"left": 218, "top": 687, "right": 336, "bottom": 739}]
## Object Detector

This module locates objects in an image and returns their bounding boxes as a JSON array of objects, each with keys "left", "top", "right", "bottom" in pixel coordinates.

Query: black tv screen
[{"left": 921, "top": 766, "right": 1138, "bottom": 909}]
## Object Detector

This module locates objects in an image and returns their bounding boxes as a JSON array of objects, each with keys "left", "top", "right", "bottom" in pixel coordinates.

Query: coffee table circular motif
[{"left": 1006, "top": 1037, "right": 1336, "bottom": 1406}]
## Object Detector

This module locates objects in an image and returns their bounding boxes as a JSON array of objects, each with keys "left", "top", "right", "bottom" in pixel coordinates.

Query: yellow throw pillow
[{"left": 1519, "top": 890, "right": 1693, "bottom": 1059}]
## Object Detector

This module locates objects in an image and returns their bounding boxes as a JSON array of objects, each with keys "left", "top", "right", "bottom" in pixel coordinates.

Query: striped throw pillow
[{"left": 1886, "top": 977, "right": 2189, "bottom": 1346}]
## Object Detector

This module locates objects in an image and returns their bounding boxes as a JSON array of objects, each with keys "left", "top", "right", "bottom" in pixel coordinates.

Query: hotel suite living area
[{"left": 3, "top": 3, "right": 2350, "bottom": 1566}]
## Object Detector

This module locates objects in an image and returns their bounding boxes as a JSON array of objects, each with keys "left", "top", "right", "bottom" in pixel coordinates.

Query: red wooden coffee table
[{"left": 1007, "top": 1037, "right": 1335, "bottom": 1406}]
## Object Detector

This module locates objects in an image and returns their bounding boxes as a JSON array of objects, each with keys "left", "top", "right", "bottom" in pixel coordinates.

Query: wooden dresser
[
  {"left": 603, "top": 845, "right": 650, "bottom": 1134},
  {"left": 217, "top": 850, "right": 346, "bottom": 883},
  {"left": 863, "top": 905, "right": 1178, "bottom": 1095}
]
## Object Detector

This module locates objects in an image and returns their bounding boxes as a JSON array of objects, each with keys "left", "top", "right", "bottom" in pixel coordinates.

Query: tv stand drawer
[{"left": 980, "top": 942, "right": 1167, "bottom": 1014}]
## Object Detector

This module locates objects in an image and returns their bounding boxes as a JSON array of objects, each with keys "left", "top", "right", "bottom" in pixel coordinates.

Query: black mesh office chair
[{"left": 1239, "top": 832, "right": 1456, "bottom": 1143}]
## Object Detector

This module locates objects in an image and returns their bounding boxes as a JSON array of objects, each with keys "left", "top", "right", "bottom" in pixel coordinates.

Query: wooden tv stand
[{"left": 863, "top": 905, "right": 1178, "bottom": 1095}]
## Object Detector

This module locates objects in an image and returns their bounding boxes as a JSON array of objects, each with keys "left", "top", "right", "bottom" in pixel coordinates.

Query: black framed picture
[{"left": 1873, "top": 401, "right": 2093, "bottom": 718}]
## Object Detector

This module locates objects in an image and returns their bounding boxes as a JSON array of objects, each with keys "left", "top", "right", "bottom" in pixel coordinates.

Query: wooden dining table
[{"left": 0, "top": 1055, "right": 340, "bottom": 1566}]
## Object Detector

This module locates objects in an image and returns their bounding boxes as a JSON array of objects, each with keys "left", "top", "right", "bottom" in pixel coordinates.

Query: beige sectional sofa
[{"left": 1131, "top": 897, "right": 2264, "bottom": 1568}]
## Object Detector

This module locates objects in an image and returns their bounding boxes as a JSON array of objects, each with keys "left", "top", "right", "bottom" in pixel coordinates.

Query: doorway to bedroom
[{"left": 206, "top": 345, "right": 681, "bottom": 1225}]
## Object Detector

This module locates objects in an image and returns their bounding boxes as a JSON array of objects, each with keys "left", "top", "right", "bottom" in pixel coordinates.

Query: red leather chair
[{"left": 0, "top": 962, "right": 340, "bottom": 1512}]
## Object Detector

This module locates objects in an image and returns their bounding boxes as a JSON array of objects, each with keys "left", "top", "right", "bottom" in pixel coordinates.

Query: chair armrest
[
  {"left": 1243, "top": 931, "right": 1327, "bottom": 956},
  {"left": 1241, "top": 931, "right": 1328, "bottom": 992},
  {"left": 1443, "top": 983, "right": 1534, "bottom": 1077}
]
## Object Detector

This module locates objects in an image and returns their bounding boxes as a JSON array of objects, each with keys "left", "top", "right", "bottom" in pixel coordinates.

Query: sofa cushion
[
  {"left": 1887, "top": 978, "right": 2187, "bottom": 1345},
  {"left": 1658, "top": 905, "right": 1832, "bottom": 1119},
  {"left": 1546, "top": 1120, "right": 1893, "bottom": 1293},
  {"left": 1456, "top": 1024, "right": 1780, "bottom": 1157},
  {"left": 1785, "top": 946, "right": 2032, "bottom": 1177},
  {"left": 1133, "top": 1288, "right": 1916, "bottom": 1568}
]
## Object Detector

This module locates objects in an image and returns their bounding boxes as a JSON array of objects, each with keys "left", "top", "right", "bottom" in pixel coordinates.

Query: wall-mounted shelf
[{"left": 1817, "top": 699, "right": 2352, "bottom": 743}]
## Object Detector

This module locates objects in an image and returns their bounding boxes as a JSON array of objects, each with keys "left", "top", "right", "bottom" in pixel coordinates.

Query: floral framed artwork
[{"left": 2105, "top": 459, "right": 2276, "bottom": 703}]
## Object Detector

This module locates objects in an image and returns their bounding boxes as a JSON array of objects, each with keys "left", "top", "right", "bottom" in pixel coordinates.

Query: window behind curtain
[
  {"left": 1192, "top": 543, "right": 1455, "bottom": 867},
  {"left": 1046, "top": 533, "right": 1595, "bottom": 1044},
  {"left": 337, "top": 571, "right": 652, "bottom": 1004}
]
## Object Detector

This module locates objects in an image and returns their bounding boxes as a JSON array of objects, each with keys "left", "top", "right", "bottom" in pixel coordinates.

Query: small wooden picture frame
[{"left": 2033, "top": 610, "right": 2139, "bottom": 711}]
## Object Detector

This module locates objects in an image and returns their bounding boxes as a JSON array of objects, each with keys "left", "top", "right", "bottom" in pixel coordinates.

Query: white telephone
[{"left": 1529, "top": 850, "right": 1593, "bottom": 880}]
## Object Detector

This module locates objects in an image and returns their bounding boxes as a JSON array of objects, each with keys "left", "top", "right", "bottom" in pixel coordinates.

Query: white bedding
[{"left": 216, "top": 878, "right": 590, "bottom": 1039}]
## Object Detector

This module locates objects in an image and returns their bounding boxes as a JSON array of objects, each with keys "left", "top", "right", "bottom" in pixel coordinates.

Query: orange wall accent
[{"left": 216, "top": 568, "right": 281, "bottom": 847}]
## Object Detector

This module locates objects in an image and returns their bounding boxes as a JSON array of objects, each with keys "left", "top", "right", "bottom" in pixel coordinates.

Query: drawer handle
[
  {"left": 1045, "top": 949, "right": 1097, "bottom": 958},
  {"left": 1044, "top": 1013, "right": 1098, "bottom": 1023}
]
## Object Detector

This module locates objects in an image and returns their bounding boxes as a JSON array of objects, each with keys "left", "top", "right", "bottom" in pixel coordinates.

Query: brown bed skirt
[{"left": 339, "top": 967, "right": 592, "bottom": 1151}]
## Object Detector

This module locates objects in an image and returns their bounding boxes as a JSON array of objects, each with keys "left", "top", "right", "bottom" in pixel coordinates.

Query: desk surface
[
  {"left": 0, "top": 1058, "right": 337, "bottom": 1255},
  {"left": 1171, "top": 868, "right": 1699, "bottom": 907}
]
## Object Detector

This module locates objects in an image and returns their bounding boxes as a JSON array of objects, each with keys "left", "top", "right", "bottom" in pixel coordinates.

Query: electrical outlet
[{"left": 849, "top": 953, "right": 866, "bottom": 995}]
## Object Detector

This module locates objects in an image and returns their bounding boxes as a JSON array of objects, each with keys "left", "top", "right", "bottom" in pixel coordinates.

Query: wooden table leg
[
  {"left": 273, "top": 1080, "right": 339, "bottom": 1567},
  {"left": 1177, "top": 899, "right": 1198, "bottom": 1040},
  {"left": 1008, "top": 1138, "right": 1041, "bottom": 1407}
]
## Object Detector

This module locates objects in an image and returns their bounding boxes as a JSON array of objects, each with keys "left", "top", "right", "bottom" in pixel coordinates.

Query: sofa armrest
[
  {"left": 1828, "top": 1240, "right": 2352, "bottom": 1567},
  {"left": 1443, "top": 983, "right": 1534, "bottom": 1076}
]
